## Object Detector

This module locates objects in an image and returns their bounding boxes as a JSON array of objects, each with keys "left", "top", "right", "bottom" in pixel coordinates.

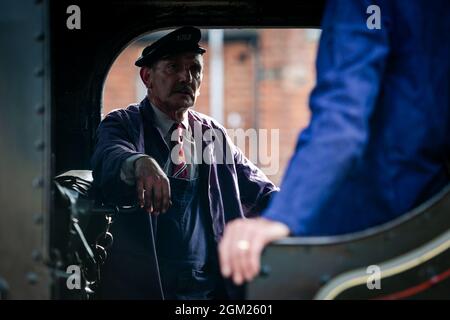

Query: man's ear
[
  {"left": 139, "top": 67, "right": 152, "bottom": 89},
  {"left": 196, "top": 83, "right": 201, "bottom": 98},
  {"left": 196, "top": 74, "right": 203, "bottom": 98}
]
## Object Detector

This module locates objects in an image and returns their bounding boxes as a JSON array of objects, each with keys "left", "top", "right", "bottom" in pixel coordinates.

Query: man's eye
[{"left": 167, "top": 63, "right": 177, "bottom": 71}]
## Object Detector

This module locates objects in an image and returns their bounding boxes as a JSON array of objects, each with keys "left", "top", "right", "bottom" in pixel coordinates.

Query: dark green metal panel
[
  {"left": 0, "top": 0, "right": 51, "bottom": 299},
  {"left": 247, "top": 185, "right": 450, "bottom": 299}
]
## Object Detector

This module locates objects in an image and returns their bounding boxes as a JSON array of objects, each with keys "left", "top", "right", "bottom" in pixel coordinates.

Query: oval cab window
[{"left": 103, "top": 28, "right": 320, "bottom": 184}]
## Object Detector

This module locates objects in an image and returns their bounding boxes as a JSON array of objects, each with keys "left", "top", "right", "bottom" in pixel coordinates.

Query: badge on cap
[{"left": 177, "top": 34, "right": 192, "bottom": 41}]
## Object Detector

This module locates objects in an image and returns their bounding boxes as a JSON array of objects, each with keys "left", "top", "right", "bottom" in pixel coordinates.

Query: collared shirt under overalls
[{"left": 142, "top": 103, "right": 223, "bottom": 300}]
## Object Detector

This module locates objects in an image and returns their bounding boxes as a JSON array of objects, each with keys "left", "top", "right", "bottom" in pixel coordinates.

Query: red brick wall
[
  {"left": 102, "top": 29, "right": 319, "bottom": 185},
  {"left": 102, "top": 45, "right": 143, "bottom": 116},
  {"left": 258, "top": 29, "right": 318, "bottom": 184}
]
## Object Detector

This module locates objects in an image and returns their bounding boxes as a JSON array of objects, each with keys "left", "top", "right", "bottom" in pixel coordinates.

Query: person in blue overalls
[
  {"left": 91, "top": 26, "right": 278, "bottom": 299},
  {"left": 219, "top": 0, "right": 450, "bottom": 285}
]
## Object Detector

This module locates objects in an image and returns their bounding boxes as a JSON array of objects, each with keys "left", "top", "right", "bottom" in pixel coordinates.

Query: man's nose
[{"left": 178, "top": 68, "right": 192, "bottom": 83}]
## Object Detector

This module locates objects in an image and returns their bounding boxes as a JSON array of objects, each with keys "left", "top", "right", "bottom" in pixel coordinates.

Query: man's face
[{"left": 142, "top": 52, "right": 203, "bottom": 120}]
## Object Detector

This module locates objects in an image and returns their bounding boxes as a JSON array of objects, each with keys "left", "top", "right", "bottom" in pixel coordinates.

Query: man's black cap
[{"left": 135, "top": 26, "right": 206, "bottom": 67}]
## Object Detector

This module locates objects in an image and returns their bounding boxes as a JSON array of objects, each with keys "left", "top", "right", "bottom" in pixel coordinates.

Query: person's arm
[
  {"left": 263, "top": 0, "right": 392, "bottom": 235},
  {"left": 219, "top": 0, "right": 390, "bottom": 284},
  {"left": 91, "top": 111, "right": 143, "bottom": 204},
  {"left": 92, "top": 111, "right": 171, "bottom": 213},
  {"left": 219, "top": 0, "right": 393, "bottom": 284},
  {"left": 120, "top": 154, "right": 149, "bottom": 185},
  {"left": 234, "top": 147, "right": 279, "bottom": 217}
]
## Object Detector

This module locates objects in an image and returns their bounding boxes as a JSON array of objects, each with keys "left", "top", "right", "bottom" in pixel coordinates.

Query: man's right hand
[{"left": 134, "top": 156, "right": 171, "bottom": 214}]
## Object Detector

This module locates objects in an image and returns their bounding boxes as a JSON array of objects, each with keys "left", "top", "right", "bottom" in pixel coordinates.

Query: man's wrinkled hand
[
  {"left": 134, "top": 156, "right": 171, "bottom": 215},
  {"left": 218, "top": 217, "right": 290, "bottom": 285}
]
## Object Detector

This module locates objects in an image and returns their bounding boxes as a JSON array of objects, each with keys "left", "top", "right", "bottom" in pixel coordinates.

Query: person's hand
[
  {"left": 134, "top": 156, "right": 171, "bottom": 215},
  {"left": 218, "top": 217, "right": 290, "bottom": 285}
]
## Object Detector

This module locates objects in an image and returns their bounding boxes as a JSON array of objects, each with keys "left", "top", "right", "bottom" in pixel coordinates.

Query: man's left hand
[{"left": 219, "top": 217, "right": 290, "bottom": 285}]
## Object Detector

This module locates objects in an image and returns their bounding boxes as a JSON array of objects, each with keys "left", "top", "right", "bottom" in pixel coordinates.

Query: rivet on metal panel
[
  {"left": 319, "top": 273, "right": 331, "bottom": 286},
  {"left": 33, "top": 213, "right": 44, "bottom": 225},
  {"left": 31, "top": 249, "right": 42, "bottom": 262},
  {"left": 35, "top": 32, "right": 45, "bottom": 42},
  {"left": 26, "top": 272, "right": 39, "bottom": 285},
  {"left": 55, "top": 260, "right": 64, "bottom": 269},
  {"left": 35, "top": 104, "right": 45, "bottom": 115},
  {"left": 32, "top": 177, "right": 44, "bottom": 189},
  {"left": 259, "top": 264, "right": 271, "bottom": 277},
  {"left": 50, "top": 249, "right": 64, "bottom": 269},
  {"left": 34, "top": 140, "right": 45, "bottom": 151},
  {"left": 0, "top": 277, "right": 9, "bottom": 300},
  {"left": 34, "top": 67, "right": 44, "bottom": 77}
]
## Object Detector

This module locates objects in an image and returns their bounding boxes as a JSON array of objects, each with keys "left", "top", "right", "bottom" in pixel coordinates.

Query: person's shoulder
[
  {"left": 189, "top": 109, "right": 226, "bottom": 131},
  {"left": 106, "top": 103, "right": 140, "bottom": 118},
  {"left": 102, "top": 103, "right": 142, "bottom": 123}
]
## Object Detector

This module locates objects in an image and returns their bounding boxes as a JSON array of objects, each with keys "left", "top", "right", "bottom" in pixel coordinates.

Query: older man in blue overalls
[
  {"left": 219, "top": 0, "right": 450, "bottom": 285},
  {"left": 92, "top": 27, "right": 278, "bottom": 299}
]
